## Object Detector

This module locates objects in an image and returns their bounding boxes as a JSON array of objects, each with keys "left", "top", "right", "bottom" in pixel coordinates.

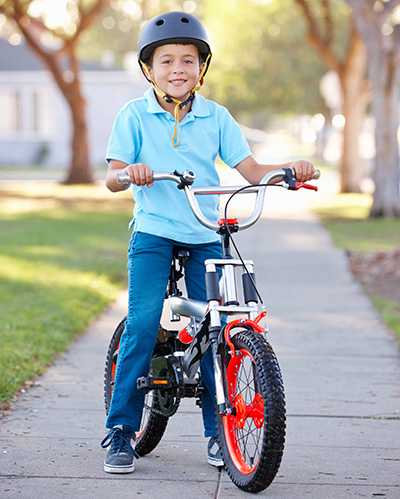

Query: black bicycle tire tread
[
  {"left": 218, "top": 331, "right": 286, "bottom": 493},
  {"left": 103, "top": 318, "right": 169, "bottom": 457}
]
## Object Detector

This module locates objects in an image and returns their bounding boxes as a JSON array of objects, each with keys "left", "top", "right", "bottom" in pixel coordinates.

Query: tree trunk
[
  {"left": 11, "top": 34, "right": 94, "bottom": 184},
  {"left": 6, "top": 2, "right": 109, "bottom": 185},
  {"left": 340, "top": 84, "right": 369, "bottom": 192},
  {"left": 339, "top": 36, "right": 369, "bottom": 193},
  {"left": 61, "top": 50, "right": 94, "bottom": 185},
  {"left": 370, "top": 55, "right": 400, "bottom": 217},
  {"left": 345, "top": 0, "right": 400, "bottom": 218},
  {"left": 63, "top": 88, "right": 93, "bottom": 184}
]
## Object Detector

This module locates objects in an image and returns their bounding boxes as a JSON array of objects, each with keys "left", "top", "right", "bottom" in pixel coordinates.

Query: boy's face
[{"left": 149, "top": 44, "right": 201, "bottom": 100}]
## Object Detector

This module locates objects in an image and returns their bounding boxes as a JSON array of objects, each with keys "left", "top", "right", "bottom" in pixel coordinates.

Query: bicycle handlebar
[{"left": 116, "top": 168, "right": 320, "bottom": 232}]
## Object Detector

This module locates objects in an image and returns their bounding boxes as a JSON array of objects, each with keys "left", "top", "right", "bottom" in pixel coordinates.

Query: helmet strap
[{"left": 139, "top": 54, "right": 211, "bottom": 147}]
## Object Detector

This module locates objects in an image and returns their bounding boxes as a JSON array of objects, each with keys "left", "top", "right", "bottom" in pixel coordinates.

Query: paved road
[{"left": 1, "top": 172, "right": 399, "bottom": 498}]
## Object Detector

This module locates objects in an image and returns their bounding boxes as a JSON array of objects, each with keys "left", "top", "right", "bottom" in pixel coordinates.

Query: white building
[{"left": 0, "top": 38, "right": 147, "bottom": 168}]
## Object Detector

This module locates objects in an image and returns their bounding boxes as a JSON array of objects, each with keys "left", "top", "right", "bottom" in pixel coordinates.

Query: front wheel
[{"left": 218, "top": 330, "right": 286, "bottom": 493}]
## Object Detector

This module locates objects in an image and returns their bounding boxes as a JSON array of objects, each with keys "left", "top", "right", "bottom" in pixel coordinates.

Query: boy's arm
[
  {"left": 106, "top": 160, "right": 153, "bottom": 192},
  {"left": 235, "top": 155, "right": 316, "bottom": 184},
  {"left": 106, "top": 160, "right": 130, "bottom": 192}
]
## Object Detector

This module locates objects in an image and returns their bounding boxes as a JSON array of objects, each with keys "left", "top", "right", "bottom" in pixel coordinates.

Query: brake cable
[{"left": 222, "top": 182, "right": 286, "bottom": 305}]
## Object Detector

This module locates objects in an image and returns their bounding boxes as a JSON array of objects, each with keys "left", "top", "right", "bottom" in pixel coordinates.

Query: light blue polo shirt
[{"left": 106, "top": 88, "right": 251, "bottom": 244}]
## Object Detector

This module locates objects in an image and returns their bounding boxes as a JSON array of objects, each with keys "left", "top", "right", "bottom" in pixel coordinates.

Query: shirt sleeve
[
  {"left": 218, "top": 106, "right": 252, "bottom": 168},
  {"left": 105, "top": 103, "right": 141, "bottom": 165}
]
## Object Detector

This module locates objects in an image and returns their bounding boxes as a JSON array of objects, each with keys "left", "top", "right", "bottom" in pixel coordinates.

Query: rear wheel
[
  {"left": 218, "top": 330, "right": 286, "bottom": 493},
  {"left": 104, "top": 318, "right": 170, "bottom": 456}
]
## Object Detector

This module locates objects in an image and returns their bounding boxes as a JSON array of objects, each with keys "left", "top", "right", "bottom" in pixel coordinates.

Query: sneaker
[
  {"left": 101, "top": 425, "right": 137, "bottom": 473},
  {"left": 207, "top": 436, "right": 224, "bottom": 467}
]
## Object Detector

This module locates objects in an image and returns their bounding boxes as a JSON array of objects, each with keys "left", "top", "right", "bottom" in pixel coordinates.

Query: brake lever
[
  {"left": 294, "top": 182, "right": 318, "bottom": 191},
  {"left": 282, "top": 167, "right": 319, "bottom": 191},
  {"left": 174, "top": 169, "right": 196, "bottom": 190}
]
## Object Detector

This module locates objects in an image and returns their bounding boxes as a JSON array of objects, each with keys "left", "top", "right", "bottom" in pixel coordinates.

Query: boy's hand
[
  {"left": 125, "top": 163, "right": 153, "bottom": 186},
  {"left": 291, "top": 160, "right": 316, "bottom": 182}
]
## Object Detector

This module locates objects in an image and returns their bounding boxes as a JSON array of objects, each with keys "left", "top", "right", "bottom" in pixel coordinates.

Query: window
[
  {"left": 0, "top": 87, "right": 52, "bottom": 137},
  {"left": 0, "top": 90, "right": 21, "bottom": 133}
]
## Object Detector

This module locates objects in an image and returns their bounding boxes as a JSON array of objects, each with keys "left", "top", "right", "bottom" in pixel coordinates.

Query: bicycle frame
[{"left": 117, "top": 168, "right": 318, "bottom": 416}]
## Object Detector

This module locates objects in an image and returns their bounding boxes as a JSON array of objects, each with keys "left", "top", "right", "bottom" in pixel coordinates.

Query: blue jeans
[{"left": 106, "top": 232, "right": 222, "bottom": 437}]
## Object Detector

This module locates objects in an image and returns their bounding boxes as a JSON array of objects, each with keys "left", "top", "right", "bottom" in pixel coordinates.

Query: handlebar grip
[{"left": 115, "top": 170, "right": 195, "bottom": 187}]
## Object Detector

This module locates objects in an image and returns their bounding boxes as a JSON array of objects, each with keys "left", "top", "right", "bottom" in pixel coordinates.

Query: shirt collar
[
  {"left": 145, "top": 88, "right": 210, "bottom": 118},
  {"left": 191, "top": 92, "right": 210, "bottom": 117}
]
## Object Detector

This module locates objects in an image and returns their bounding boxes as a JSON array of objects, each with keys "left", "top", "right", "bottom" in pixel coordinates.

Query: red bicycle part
[
  {"left": 218, "top": 218, "right": 239, "bottom": 226},
  {"left": 223, "top": 348, "right": 265, "bottom": 474},
  {"left": 224, "top": 310, "right": 267, "bottom": 357},
  {"left": 178, "top": 326, "right": 194, "bottom": 344},
  {"left": 294, "top": 182, "right": 318, "bottom": 191},
  {"left": 111, "top": 342, "right": 120, "bottom": 380}
]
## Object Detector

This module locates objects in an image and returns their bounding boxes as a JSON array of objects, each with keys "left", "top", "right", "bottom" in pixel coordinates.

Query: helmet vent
[
  {"left": 155, "top": 19, "right": 165, "bottom": 26},
  {"left": 180, "top": 17, "right": 189, "bottom": 23}
]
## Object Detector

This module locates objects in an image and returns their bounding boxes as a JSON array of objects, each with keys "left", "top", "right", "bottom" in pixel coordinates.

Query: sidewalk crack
[{"left": 213, "top": 468, "right": 223, "bottom": 499}]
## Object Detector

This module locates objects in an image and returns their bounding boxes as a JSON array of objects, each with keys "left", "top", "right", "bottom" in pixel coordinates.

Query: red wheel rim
[
  {"left": 111, "top": 342, "right": 119, "bottom": 381},
  {"left": 222, "top": 349, "right": 265, "bottom": 474}
]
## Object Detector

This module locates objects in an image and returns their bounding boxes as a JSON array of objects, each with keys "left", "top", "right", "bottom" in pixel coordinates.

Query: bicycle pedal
[{"left": 137, "top": 376, "right": 171, "bottom": 390}]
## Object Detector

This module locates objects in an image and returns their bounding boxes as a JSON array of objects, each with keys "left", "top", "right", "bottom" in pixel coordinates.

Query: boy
[{"left": 101, "top": 11, "right": 315, "bottom": 474}]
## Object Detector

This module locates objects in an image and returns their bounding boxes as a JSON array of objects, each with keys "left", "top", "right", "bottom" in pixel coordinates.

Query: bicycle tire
[
  {"left": 218, "top": 329, "right": 286, "bottom": 493},
  {"left": 103, "top": 317, "right": 169, "bottom": 457}
]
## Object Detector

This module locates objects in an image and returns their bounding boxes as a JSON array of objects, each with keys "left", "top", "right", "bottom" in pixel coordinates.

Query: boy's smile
[
  {"left": 150, "top": 44, "right": 202, "bottom": 102},
  {"left": 169, "top": 78, "right": 187, "bottom": 87}
]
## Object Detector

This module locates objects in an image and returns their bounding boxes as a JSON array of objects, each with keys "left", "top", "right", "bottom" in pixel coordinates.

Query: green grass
[
  {"left": 0, "top": 185, "right": 131, "bottom": 404},
  {"left": 372, "top": 297, "right": 400, "bottom": 338},
  {"left": 313, "top": 193, "right": 400, "bottom": 252},
  {"left": 312, "top": 191, "right": 400, "bottom": 339}
]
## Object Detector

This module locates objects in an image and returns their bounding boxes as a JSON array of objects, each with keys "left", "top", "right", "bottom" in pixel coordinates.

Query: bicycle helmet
[
  {"left": 138, "top": 11, "right": 212, "bottom": 75},
  {"left": 137, "top": 12, "right": 212, "bottom": 147}
]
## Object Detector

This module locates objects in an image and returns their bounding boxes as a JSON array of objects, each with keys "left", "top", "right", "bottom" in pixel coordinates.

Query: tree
[
  {"left": 0, "top": 0, "right": 109, "bottom": 184},
  {"left": 294, "top": 0, "right": 369, "bottom": 193},
  {"left": 346, "top": 0, "right": 400, "bottom": 217},
  {"left": 203, "top": 0, "right": 327, "bottom": 123}
]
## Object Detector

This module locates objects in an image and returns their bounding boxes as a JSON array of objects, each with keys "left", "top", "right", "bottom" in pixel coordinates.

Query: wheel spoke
[
  {"left": 236, "top": 367, "right": 254, "bottom": 400},
  {"left": 236, "top": 422, "right": 262, "bottom": 468},
  {"left": 242, "top": 423, "right": 251, "bottom": 461},
  {"left": 224, "top": 346, "right": 267, "bottom": 472},
  {"left": 221, "top": 334, "right": 286, "bottom": 490}
]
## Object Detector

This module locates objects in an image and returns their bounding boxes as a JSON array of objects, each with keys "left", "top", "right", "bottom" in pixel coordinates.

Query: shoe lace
[
  {"left": 209, "top": 436, "right": 217, "bottom": 448},
  {"left": 208, "top": 436, "right": 222, "bottom": 455},
  {"left": 101, "top": 427, "right": 139, "bottom": 457}
]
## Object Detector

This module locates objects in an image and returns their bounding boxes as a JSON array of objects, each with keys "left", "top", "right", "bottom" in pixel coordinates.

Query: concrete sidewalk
[{"left": 1, "top": 185, "right": 400, "bottom": 498}]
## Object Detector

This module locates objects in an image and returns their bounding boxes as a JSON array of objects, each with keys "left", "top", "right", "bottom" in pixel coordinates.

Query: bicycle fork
[
  {"left": 210, "top": 328, "right": 228, "bottom": 415},
  {"left": 205, "top": 255, "right": 261, "bottom": 416},
  {"left": 179, "top": 247, "right": 263, "bottom": 415}
]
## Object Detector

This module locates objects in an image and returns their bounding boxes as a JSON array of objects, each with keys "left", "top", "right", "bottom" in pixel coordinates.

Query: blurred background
[
  {"left": 1, "top": 1, "right": 400, "bottom": 407},
  {"left": 0, "top": 0, "right": 398, "bottom": 208}
]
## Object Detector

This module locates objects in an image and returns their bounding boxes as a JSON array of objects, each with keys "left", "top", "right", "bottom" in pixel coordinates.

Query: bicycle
[{"left": 104, "top": 167, "right": 319, "bottom": 493}]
